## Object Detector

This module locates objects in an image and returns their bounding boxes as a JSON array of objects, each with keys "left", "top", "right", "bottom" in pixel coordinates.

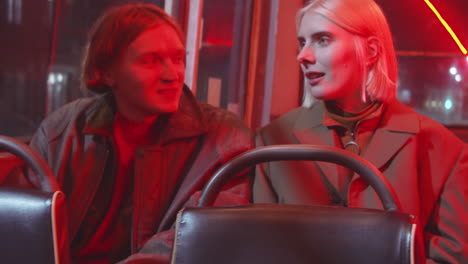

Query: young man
[{"left": 28, "top": 4, "right": 253, "bottom": 263}]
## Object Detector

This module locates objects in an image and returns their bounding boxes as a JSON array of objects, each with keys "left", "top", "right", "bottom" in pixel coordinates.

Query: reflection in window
[
  {"left": 397, "top": 56, "right": 467, "bottom": 125},
  {"left": 0, "top": 0, "right": 165, "bottom": 137},
  {"left": 375, "top": 0, "right": 468, "bottom": 126},
  {"left": 47, "top": 0, "right": 166, "bottom": 113},
  {"left": 7, "top": 0, "right": 22, "bottom": 25},
  {"left": 196, "top": 0, "right": 253, "bottom": 117},
  {"left": 0, "top": 1, "right": 50, "bottom": 137}
]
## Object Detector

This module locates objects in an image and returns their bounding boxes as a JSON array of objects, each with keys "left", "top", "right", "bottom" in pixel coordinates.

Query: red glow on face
[
  {"left": 108, "top": 25, "right": 185, "bottom": 121},
  {"left": 424, "top": 0, "right": 467, "bottom": 55}
]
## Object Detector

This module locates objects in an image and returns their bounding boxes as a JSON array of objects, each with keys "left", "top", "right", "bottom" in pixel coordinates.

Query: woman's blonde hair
[
  {"left": 81, "top": 3, "right": 185, "bottom": 94},
  {"left": 298, "top": 0, "right": 397, "bottom": 106}
]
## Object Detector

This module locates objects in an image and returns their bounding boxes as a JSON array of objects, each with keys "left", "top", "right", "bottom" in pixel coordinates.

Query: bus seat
[
  {"left": 171, "top": 145, "right": 424, "bottom": 264},
  {"left": 0, "top": 135, "right": 70, "bottom": 264},
  {"left": 0, "top": 153, "right": 24, "bottom": 182}
]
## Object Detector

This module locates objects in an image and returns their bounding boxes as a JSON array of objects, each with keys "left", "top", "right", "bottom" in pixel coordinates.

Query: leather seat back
[
  {"left": 173, "top": 204, "right": 418, "bottom": 264},
  {"left": 0, "top": 187, "right": 69, "bottom": 264},
  {"left": 0, "top": 135, "right": 70, "bottom": 263},
  {"left": 171, "top": 145, "right": 424, "bottom": 264}
]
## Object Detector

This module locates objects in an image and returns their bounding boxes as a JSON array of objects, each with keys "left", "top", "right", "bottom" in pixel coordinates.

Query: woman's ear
[{"left": 366, "top": 36, "right": 380, "bottom": 66}]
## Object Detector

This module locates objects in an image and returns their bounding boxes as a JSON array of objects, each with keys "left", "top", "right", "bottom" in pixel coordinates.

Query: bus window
[
  {"left": 0, "top": 0, "right": 51, "bottom": 137},
  {"left": 194, "top": 0, "right": 253, "bottom": 118},
  {"left": 0, "top": 0, "right": 165, "bottom": 138},
  {"left": 376, "top": 0, "right": 467, "bottom": 126},
  {"left": 1, "top": 0, "right": 466, "bottom": 138}
]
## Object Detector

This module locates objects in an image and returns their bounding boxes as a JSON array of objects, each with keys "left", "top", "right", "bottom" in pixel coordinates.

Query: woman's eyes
[
  {"left": 316, "top": 36, "right": 331, "bottom": 46},
  {"left": 298, "top": 39, "right": 306, "bottom": 48},
  {"left": 298, "top": 35, "right": 331, "bottom": 49}
]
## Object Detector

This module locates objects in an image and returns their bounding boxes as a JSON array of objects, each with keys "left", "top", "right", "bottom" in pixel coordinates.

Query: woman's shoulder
[
  {"left": 257, "top": 105, "right": 322, "bottom": 145},
  {"left": 389, "top": 100, "right": 464, "bottom": 148},
  {"left": 261, "top": 104, "right": 321, "bottom": 133}
]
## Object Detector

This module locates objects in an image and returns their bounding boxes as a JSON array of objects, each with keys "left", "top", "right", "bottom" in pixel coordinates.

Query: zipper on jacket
[{"left": 343, "top": 120, "right": 362, "bottom": 155}]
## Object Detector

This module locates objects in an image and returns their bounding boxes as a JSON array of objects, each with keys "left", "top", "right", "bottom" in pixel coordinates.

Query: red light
[{"left": 423, "top": 0, "right": 467, "bottom": 55}]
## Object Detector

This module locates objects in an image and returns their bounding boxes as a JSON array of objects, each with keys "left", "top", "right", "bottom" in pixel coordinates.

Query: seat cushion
[{"left": 172, "top": 204, "right": 417, "bottom": 264}]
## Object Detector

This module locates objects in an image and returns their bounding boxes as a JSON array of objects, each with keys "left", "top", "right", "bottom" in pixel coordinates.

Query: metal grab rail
[
  {"left": 0, "top": 135, "right": 59, "bottom": 192},
  {"left": 198, "top": 144, "right": 401, "bottom": 211}
]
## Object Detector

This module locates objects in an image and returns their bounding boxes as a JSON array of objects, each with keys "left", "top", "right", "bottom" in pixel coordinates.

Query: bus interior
[{"left": 0, "top": 0, "right": 467, "bottom": 263}]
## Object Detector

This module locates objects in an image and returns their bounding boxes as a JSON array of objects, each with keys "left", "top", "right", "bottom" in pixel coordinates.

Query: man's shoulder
[
  {"left": 197, "top": 102, "right": 250, "bottom": 132},
  {"left": 44, "top": 97, "right": 96, "bottom": 123},
  {"left": 177, "top": 88, "right": 249, "bottom": 134},
  {"left": 38, "top": 97, "right": 98, "bottom": 135},
  {"left": 195, "top": 102, "right": 253, "bottom": 159}
]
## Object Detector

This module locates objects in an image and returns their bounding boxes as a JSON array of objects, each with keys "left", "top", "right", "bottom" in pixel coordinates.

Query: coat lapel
[
  {"left": 291, "top": 101, "right": 420, "bottom": 188},
  {"left": 292, "top": 104, "right": 340, "bottom": 190},
  {"left": 363, "top": 129, "right": 412, "bottom": 169},
  {"left": 362, "top": 101, "right": 419, "bottom": 169}
]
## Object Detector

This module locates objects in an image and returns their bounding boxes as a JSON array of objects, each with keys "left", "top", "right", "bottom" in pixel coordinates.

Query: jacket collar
[
  {"left": 82, "top": 85, "right": 208, "bottom": 143},
  {"left": 293, "top": 99, "right": 419, "bottom": 169}
]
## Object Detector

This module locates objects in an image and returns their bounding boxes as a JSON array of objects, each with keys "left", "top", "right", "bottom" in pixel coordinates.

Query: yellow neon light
[{"left": 424, "top": 0, "right": 467, "bottom": 55}]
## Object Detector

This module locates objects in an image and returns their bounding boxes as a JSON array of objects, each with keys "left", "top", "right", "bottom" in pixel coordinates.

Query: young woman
[{"left": 254, "top": 0, "right": 468, "bottom": 262}]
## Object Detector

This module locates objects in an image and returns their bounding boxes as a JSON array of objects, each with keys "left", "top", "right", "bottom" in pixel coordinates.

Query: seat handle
[
  {"left": 0, "top": 135, "right": 59, "bottom": 192},
  {"left": 198, "top": 144, "right": 401, "bottom": 211}
]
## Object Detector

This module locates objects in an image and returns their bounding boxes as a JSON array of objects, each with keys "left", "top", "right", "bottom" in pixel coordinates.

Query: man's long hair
[{"left": 81, "top": 3, "right": 185, "bottom": 94}]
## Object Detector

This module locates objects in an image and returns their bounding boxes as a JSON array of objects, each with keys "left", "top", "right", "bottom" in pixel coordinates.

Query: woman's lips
[{"left": 305, "top": 71, "right": 325, "bottom": 86}]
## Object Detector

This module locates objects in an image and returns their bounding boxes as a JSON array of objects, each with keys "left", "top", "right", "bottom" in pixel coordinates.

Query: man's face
[
  {"left": 297, "top": 11, "right": 363, "bottom": 107},
  {"left": 105, "top": 24, "right": 186, "bottom": 121}
]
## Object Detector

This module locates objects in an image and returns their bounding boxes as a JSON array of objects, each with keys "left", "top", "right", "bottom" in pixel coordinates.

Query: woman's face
[{"left": 297, "top": 11, "right": 364, "bottom": 108}]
